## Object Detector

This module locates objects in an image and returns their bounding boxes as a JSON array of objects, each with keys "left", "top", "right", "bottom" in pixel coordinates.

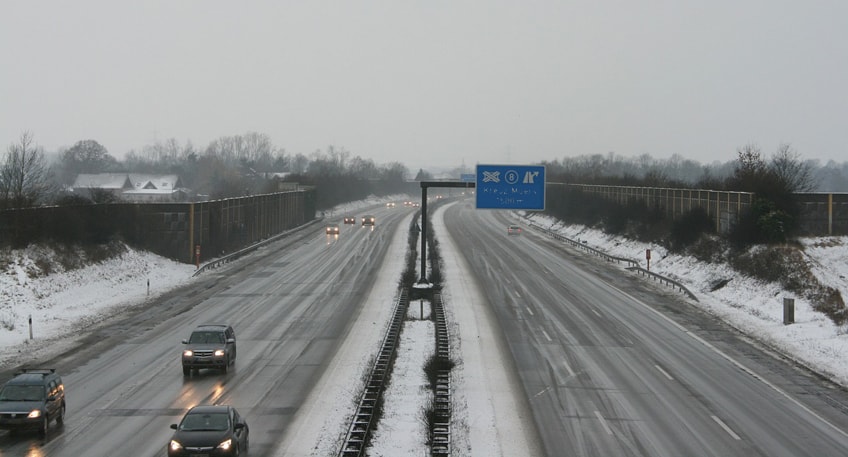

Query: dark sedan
[{"left": 168, "top": 405, "right": 248, "bottom": 456}]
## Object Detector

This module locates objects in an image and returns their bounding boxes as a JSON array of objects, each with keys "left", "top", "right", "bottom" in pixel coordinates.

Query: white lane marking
[
  {"left": 711, "top": 415, "right": 742, "bottom": 440},
  {"left": 607, "top": 283, "right": 848, "bottom": 440},
  {"left": 534, "top": 386, "right": 552, "bottom": 398},
  {"left": 594, "top": 411, "right": 614, "bottom": 435},
  {"left": 526, "top": 306, "right": 535, "bottom": 316},
  {"left": 562, "top": 358, "right": 576, "bottom": 378},
  {"left": 541, "top": 329, "right": 553, "bottom": 342},
  {"left": 654, "top": 364, "right": 674, "bottom": 381},
  {"left": 592, "top": 308, "right": 602, "bottom": 317}
]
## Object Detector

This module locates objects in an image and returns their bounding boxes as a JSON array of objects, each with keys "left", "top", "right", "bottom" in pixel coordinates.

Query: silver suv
[
  {"left": 181, "top": 324, "right": 237, "bottom": 376},
  {"left": 0, "top": 368, "right": 65, "bottom": 435}
]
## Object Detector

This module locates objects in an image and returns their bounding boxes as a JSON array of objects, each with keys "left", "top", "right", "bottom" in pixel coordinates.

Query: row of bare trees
[
  {"left": 0, "top": 131, "right": 418, "bottom": 210},
  {"left": 2, "top": 128, "right": 845, "bottom": 215},
  {"left": 545, "top": 142, "right": 828, "bottom": 244},
  {"left": 543, "top": 144, "right": 847, "bottom": 193}
]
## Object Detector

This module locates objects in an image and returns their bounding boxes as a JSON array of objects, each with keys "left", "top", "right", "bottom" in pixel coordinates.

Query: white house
[{"left": 72, "top": 173, "right": 189, "bottom": 202}]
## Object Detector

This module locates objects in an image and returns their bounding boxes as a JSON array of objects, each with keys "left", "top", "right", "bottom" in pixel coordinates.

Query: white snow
[{"left": 2, "top": 202, "right": 848, "bottom": 456}]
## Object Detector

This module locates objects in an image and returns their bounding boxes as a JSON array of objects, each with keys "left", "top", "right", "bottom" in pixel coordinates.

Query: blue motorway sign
[
  {"left": 460, "top": 173, "right": 476, "bottom": 182},
  {"left": 476, "top": 164, "right": 545, "bottom": 210}
]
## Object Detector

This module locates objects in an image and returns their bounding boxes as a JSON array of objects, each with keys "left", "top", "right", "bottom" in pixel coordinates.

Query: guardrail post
[{"left": 784, "top": 298, "right": 795, "bottom": 325}]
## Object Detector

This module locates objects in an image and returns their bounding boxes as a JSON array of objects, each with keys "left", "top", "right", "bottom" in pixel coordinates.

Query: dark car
[
  {"left": 168, "top": 405, "right": 248, "bottom": 456},
  {"left": 325, "top": 224, "right": 340, "bottom": 235},
  {"left": 507, "top": 224, "right": 522, "bottom": 235},
  {"left": 343, "top": 216, "right": 356, "bottom": 224},
  {"left": 361, "top": 215, "right": 376, "bottom": 226},
  {"left": 0, "top": 368, "right": 65, "bottom": 436},
  {"left": 182, "top": 324, "right": 237, "bottom": 376}
]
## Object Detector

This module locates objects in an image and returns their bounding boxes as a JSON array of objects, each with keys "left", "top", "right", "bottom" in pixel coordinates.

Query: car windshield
[
  {"left": 0, "top": 385, "right": 44, "bottom": 402},
  {"left": 189, "top": 331, "right": 225, "bottom": 344},
  {"left": 180, "top": 412, "right": 230, "bottom": 431}
]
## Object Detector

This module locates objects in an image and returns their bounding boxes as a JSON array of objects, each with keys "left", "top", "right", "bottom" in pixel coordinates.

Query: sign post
[
  {"left": 195, "top": 244, "right": 201, "bottom": 269},
  {"left": 646, "top": 249, "right": 651, "bottom": 271}
]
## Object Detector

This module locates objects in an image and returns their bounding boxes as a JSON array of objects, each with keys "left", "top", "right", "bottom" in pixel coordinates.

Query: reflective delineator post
[{"left": 784, "top": 298, "right": 795, "bottom": 325}]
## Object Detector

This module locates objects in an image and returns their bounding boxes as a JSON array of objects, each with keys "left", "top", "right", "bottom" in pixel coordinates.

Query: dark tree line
[
  {"left": 0, "top": 131, "right": 419, "bottom": 210},
  {"left": 3, "top": 129, "right": 846, "bottom": 233},
  {"left": 543, "top": 142, "right": 834, "bottom": 247}
]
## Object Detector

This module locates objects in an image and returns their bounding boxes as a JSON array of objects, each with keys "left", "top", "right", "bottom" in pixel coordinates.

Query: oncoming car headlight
[
  {"left": 217, "top": 438, "right": 233, "bottom": 450},
  {"left": 214, "top": 349, "right": 225, "bottom": 357},
  {"left": 183, "top": 350, "right": 193, "bottom": 357},
  {"left": 169, "top": 440, "right": 183, "bottom": 451},
  {"left": 28, "top": 409, "right": 42, "bottom": 419}
]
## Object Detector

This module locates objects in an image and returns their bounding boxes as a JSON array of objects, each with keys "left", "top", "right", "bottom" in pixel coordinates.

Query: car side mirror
[
  {"left": 170, "top": 424, "right": 179, "bottom": 430},
  {"left": 47, "top": 395, "right": 57, "bottom": 401},
  {"left": 182, "top": 339, "right": 189, "bottom": 344},
  {"left": 227, "top": 338, "right": 236, "bottom": 344},
  {"left": 234, "top": 423, "right": 245, "bottom": 430}
]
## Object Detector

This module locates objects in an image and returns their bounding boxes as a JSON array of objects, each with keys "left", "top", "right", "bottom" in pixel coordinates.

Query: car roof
[
  {"left": 6, "top": 370, "right": 59, "bottom": 385},
  {"left": 187, "top": 405, "right": 232, "bottom": 415},
  {"left": 194, "top": 324, "right": 230, "bottom": 331}
]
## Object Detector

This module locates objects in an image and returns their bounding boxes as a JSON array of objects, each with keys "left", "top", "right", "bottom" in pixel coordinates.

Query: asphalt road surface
[
  {"left": 440, "top": 200, "right": 848, "bottom": 457},
  {"left": 0, "top": 203, "right": 409, "bottom": 456},
  {"left": 6, "top": 197, "right": 848, "bottom": 457}
]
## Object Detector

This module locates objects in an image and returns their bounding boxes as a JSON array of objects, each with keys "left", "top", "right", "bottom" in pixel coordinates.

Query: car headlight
[
  {"left": 169, "top": 440, "right": 183, "bottom": 451},
  {"left": 28, "top": 410, "right": 42, "bottom": 419},
  {"left": 217, "top": 438, "right": 232, "bottom": 450},
  {"left": 183, "top": 350, "right": 193, "bottom": 357},
  {"left": 214, "top": 349, "right": 225, "bottom": 357}
]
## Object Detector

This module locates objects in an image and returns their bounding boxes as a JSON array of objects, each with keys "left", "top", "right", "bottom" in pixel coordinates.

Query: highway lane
[
  {"left": 440, "top": 200, "right": 848, "bottom": 457},
  {"left": 0, "top": 202, "right": 412, "bottom": 456}
]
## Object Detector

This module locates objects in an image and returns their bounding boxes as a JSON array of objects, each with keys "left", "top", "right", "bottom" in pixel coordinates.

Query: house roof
[
  {"left": 72, "top": 173, "right": 132, "bottom": 190},
  {"left": 122, "top": 188, "right": 184, "bottom": 195},
  {"left": 128, "top": 174, "right": 181, "bottom": 190},
  {"left": 72, "top": 173, "right": 182, "bottom": 191}
]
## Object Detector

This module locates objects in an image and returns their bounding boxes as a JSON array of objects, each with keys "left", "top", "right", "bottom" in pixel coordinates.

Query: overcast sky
[{"left": 2, "top": 1, "right": 846, "bottom": 171}]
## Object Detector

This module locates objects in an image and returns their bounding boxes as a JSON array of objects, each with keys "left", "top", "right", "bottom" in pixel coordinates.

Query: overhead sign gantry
[{"left": 418, "top": 164, "right": 546, "bottom": 284}]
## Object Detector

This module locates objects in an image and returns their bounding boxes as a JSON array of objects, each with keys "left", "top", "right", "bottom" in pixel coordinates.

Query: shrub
[
  {"left": 687, "top": 234, "right": 726, "bottom": 264},
  {"left": 730, "top": 244, "right": 847, "bottom": 325},
  {"left": 669, "top": 207, "right": 715, "bottom": 252},
  {"left": 423, "top": 354, "right": 455, "bottom": 389}
]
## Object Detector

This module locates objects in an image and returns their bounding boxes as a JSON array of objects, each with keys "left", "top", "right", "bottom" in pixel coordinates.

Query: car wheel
[
  {"left": 39, "top": 415, "right": 49, "bottom": 436},
  {"left": 183, "top": 366, "right": 191, "bottom": 376},
  {"left": 233, "top": 443, "right": 240, "bottom": 456},
  {"left": 56, "top": 404, "right": 65, "bottom": 425},
  {"left": 244, "top": 430, "right": 249, "bottom": 453},
  {"left": 222, "top": 358, "right": 229, "bottom": 374}
]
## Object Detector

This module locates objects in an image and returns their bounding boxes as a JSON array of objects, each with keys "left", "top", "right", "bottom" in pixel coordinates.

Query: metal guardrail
[
  {"left": 338, "top": 288, "right": 410, "bottom": 457},
  {"left": 626, "top": 267, "right": 698, "bottom": 301},
  {"left": 192, "top": 219, "right": 322, "bottom": 277},
  {"left": 527, "top": 221, "right": 638, "bottom": 267},
  {"left": 431, "top": 290, "right": 451, "bottom": 456},
  {"left": 526, "top": 221, "right": 698, "bottom": 302}
]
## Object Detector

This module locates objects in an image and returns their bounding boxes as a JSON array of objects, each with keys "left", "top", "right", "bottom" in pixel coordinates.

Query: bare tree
[
  {"left": 0, "top": 131, "right": 52, "bottom": 208},
  {"left": 59, "top": 139, "right": 117, "bottom": 184},
  {"left": 728, "top": 143, "right": 767, "bottom": 191},
  {"left": 771, "top": 142, "right": 816, "bottom": 193},
  {"left": 289, "top": 153, "right": 309, "bottom": 174}
]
